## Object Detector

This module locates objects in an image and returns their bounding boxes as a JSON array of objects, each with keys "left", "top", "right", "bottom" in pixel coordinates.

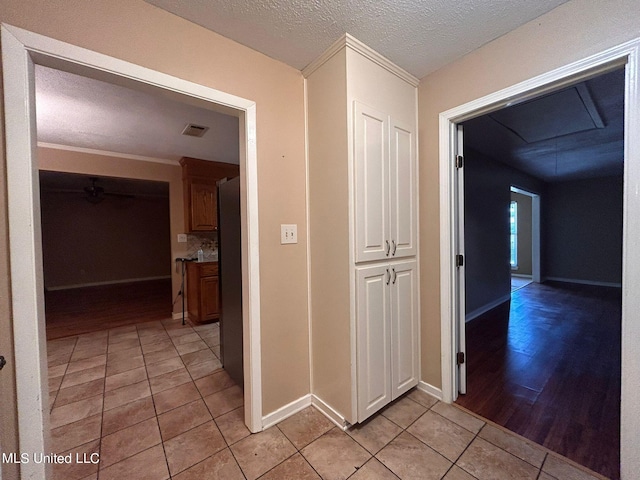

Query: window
[{"left": 510, "top": 200, "right": 517, "bottom": 268}]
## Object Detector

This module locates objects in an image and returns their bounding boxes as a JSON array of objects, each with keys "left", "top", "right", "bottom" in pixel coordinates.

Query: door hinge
[
  {"left": 456, "top": 155, "right": 464, "bottom": 169},
  {"left": 457, "top": 352, "right": 465, "bottom": 365},
  {"left": 455, "top": 254, "right": 464, "bottom": 267}
]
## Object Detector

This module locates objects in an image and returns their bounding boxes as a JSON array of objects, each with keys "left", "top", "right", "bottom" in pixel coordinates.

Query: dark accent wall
[{"left": 544, "top": 176, "right": 623, "bottom": 285}]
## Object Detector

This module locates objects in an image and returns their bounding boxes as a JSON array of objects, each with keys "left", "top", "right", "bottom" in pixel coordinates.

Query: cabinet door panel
[
  {"left": 354, "top": 102, "right": 389, "bottom": 263},
  {"left": 390, "top": 260, "right": 419, "bottom": 399},
  {"left": 390, "top": 120, "right": 416, "bottom": 258},
  {"left": 356, "top": 264, "right": 391, "bottom": 423},
  {"left": 201, "top": 275, "right": 220, "bottom": 321},
  {"left": 191, "top": 183, "right": 217, "bottom": 231}
]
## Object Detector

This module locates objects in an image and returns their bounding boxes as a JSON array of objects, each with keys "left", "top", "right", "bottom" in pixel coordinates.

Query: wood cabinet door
[
  {"left": 200, "top": 275, "right": 220, "bottom": 321},
  {"left": 389, "top": 260, "right": 419, "bottom": 399},
  {"left": 389, "top": 119, "right": 417, "bottom": 259},
  {"left": 190, "top": 183, "right": 217, "bottom": 231},
  {"left": 354, "top": 102, "right": 389, "bottom": 263},
  {"left": 356, "top": 263, "right": 392, "bottom": 423}
]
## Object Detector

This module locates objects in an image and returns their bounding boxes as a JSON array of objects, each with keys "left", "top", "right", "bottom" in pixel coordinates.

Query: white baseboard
[
  {"left": 311, "top": 395, "right": 350, "bottom": 430},
  {"left": 417, "top": 381, "right": 443, "bottom": 401},
  {"left": 172, "top": 312, "right": 190, "bottom": 321},
  {"left": 465, "top": 294, "right": 511, "bottom": 323},
  {"left": 511, "top": 273, "right": 532, "bottom": 279},
  {"left": 544, "top": 276, "right": 622, "bottom": 288},
  {"left": 262, "top": 394, "right": 312, "bottom": 430},
  {"left": 46, "top": 275, "right": 171, "bottom": 291}
]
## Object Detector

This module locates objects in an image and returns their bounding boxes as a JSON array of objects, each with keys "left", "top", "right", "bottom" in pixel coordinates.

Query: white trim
[
  {"left": 46, "top": 275, "right": 172, "bottom": 291},
  {"left": 261, "top": 394, "right": 312, "bottom": 430},
  {"left": 172, "top": 311, "right": 189, "bottom": 321},
  {"left": 511, "top": 274, "right": 532, "bottom": 279},
  {"left": 438, "top": 35, "right": 640, "bottom": 479},
  {"left": 417, "top": 381, "right": 443, "bottom": 401},
  {"left": 465, "top": 294, "right": 511, "bottom": 323},
  {"left": 302, "top": 34, "right": 419, "bottom": 87},
  {"left": 311, "top": 394, "right": 350, "bottom": 430},
  {"left": 544, "top": 277, "right": 622, "bottom": 288},
  {"left": 1, "top": 24, "right": 264, "bottom": 474},
  {"left": 37, "top": 142, "right": 181, "bottom": 166}
]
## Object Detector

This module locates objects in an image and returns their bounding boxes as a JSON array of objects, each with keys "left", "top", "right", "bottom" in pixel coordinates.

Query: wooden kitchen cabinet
[
  {"left": 180, "top": 157, "right": 239, "bottom": 233},
  {"left": 186, "top": 262, "right": 219, "bottom": 323}
]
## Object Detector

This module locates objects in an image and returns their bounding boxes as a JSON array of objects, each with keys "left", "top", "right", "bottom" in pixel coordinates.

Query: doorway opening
[
  {"left": 509, "top": 186, "right": 540, "bottom": 292},
  {"left": 451, "top": 65, "right": 624, "bottom": 479}
]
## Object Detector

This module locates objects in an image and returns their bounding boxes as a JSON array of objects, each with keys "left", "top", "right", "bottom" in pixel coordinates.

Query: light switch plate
[
  {"left": 177, "top": 234, "right": 188, "bottom": 243},
  {"left": 281, "top": 224, "right": 297, "bottom": 244}
]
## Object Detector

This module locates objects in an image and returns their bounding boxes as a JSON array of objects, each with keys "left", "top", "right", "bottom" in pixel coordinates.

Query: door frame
[
  {"left": 510, "top": 186, "right": 541, "bottom": 284},
  {"left": 2, "top": 23, "right": 263, "bottom": 479},
  {"left": 439, "top": 36, "right": 640, "bottom": 477}
]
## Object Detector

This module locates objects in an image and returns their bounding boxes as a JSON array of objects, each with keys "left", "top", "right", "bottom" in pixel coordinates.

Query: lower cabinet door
[
  {"left": 200, "top": 275, "right": 220, "bottom": 321},
  {"left": 389, "top": 260, "right": 419, "bottom": 399},
  {"left": 356, "top": 264, "right": 392, "bottom": 423}
]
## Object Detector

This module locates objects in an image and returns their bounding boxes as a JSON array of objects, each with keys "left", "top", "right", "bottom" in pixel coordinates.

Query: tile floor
[{"left": 47, "top": 318, "right": 606, "bottom": 480}]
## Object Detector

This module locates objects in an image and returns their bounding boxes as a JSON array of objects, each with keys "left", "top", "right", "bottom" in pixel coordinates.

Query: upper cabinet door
[
  {"left": 354, "top": 102, "right": 390, "bottom": 263},
  {"left": 190, "top": 182, "right": 217, "bottom": 231},
  {"left": 389, "top": 119, "right": 417, "bottom": 259}
]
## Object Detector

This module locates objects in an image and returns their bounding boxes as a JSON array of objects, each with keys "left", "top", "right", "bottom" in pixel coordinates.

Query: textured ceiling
[
  {"left": 35, "top": 65, "right": 240, "bottom": 163},
  {"left": 144, "top": 0, "right": 568, "bottom": 78},
  {"left": 463, "top": 68, "right": 625, "bottom": 182}
]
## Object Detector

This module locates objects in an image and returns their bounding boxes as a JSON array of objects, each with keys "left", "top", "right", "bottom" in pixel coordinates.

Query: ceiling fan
[{"left": 84, "top": 177, "right": 135, "bottom": 204}]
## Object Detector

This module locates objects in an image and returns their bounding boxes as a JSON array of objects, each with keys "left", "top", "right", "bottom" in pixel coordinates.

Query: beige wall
[
  {"left": 0, "top": 0, "right": 309, "bottom": 424},
  {"left": 418, "top": 0, "right": 640, "bottom": 389}
]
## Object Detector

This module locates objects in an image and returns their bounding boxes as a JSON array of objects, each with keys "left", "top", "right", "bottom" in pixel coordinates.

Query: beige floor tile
[
  {"left": 457, "top": 437, "right": 539, "bottom": 480},
  {"left": 50, "top": 395, "right": 103, "bottom": 429},
  {"left": 143, "top": 347, "right": 180, "bottom": 366},
  {"left": 407, "top": 389, "right": 439, "bottom": 409},
  {"left": 195, "top": 370, "right": 236, "bottom": 397},
  {"left": 100, "top": 417, "right": 161, "bottom": 467},
  {"left": 175, "top": 339, "right": 209, "bottom": 356},
  {"left": 479, "top": 424, "right": 546, "bottom": 468},
  {"left": 172, "top": 447, "right": 245, "bottom": 480},
  {"left": 49, "top": 374, "right": 64, "bottom": 393},
  {"left": 108, "top": 325, "right": 137, "bottom": 335},
  {"left": 48, "top": 337, "right": 77, "bottom": 353},
  {"left": 149, "top": 367, "right": 192, "bottom": 394},
  {"left": 538, "top": 473, "right": 556, "bottom": 480},
  {"left": 48, "top": 350, "right": 73, "bottom": 368},
  {"left": 347, "top": 414, "right": 403, "bottom": 455},
  {"left": 278, "top": 407, "right": 335, "bottom": 449},
  {"left": 231, "top": 427, "right": 297, "bottom": 480},
  {"left": 211, "top": 344, "right": 221, "bottom": 357},
  {"left": 103, "top": 380, "right": 151, "bottom": 411},
  {"left": 106, "top": 355, "right": 145, "bottom": 377},
  {"left": 153, "top": 381, "right": 201, "bottom": 414},
  {"left": 431, "top": 402, "right": 485, "bottom": 434},
  {"left": 107, "top": 338, "right": 141, "bottom": 353},
  {"left": 349, "top": 458, "right": 399, "bottom": 480},
  {"left": 71, "top": 344, "right": 108, "bottom": 362},
  {"left": 140, "top": 336, "right": 173, "bottom": 351},
  {"left": 51, "top": 414, "right": 102, "bottom": 454},
  {"left": 260, "top": 452, "right": 321, "bottom": 480},
  {"left": 215, "top": 407, "right": 251, "bottom": 445},
  {"left": 105, "top": 366, "right": 147, "bottom": 392},
  {"left": 66, "top": 354, "right": 107, "bottom": 375},
  {"left": 60, "top": 365, "right": 106, "bottom": 389},
  {"left": 101, "top": 396, "right": 156, "bottom": 436},
  {"left": 172, "top": 332, "right": 202, "bottom": 345},
  {"left": 443, "top": 465, "right": 478, "bottom": 480},
  {"left": 376, "top": 432, "right": 451, "bottom": 480},
  {"left": 158, "top": 399, "right": 212, "bottom": 441},
  {"left": 381, "top": 396, "right": 427, "bottom": 429},
  {"left": 301, "top": 427, "right": 371, "bottom": 480},
  {"left": 181, "top": 348, "right": 217, "bottom": 367},
  {"left": 108, "top": 331, "right": 139, "bottom": 344},
  {"left": 541, "top": 454, "right": 602, "bottom": 480},
  {"left": 204, "top": 385, "right": 244, "bottom": 417},
  {"left": 52, "top": 439, "right": 100, "bottom": 480},
  {"left": 49, "top": 363, "right": 69, "bottom": 378},
  {"left": 187, "top": 356, "right": 223, "bottom": 379},
  {"left": 146, "top": 356, "right": 185, "bottom": 378},
  {"left": 107, "top": 346, "right": 143, "bottom": 363},
  {"left": 55, "top": 378, "right": 104, "bottom": 408},
  {"left": 407, "top": 410, "right": 475, "bottom": 461},
  {"left": 164, "top": 421, "right": 227, "bottom": 476},
  {"left": 98, "top": 444, "right": 169, "bottom": 480}
]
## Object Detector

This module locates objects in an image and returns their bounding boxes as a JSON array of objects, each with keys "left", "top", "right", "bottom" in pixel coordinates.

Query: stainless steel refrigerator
[{"left": 217, "top": 176, "right": 243, "bottom": 389}]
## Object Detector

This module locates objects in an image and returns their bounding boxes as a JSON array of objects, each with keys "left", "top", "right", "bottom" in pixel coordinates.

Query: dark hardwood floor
[
  {"left": 45, "top": 279, "right": 173, "bottom": 340},
  {"left": 456, "top": 281, "right": 621, "bottom": 480}
]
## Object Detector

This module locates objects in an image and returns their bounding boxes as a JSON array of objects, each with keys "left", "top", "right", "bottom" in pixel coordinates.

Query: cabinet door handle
[
  {"left": 392, "top": 268, "right": 397, "bottom": 284},
  {"left": 391, "top": 240, "right": 397, "bottom": 256},
  {"left": 385, "top": 240, "right": 390, "bottom": 256},
  {"left": 386, "top": 268, "right": 390, "bottom": 285}
]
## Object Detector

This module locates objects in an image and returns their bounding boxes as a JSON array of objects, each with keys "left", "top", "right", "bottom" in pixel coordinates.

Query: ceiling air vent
[{"left": 181, "top": 123, "right": 209, "bottom": 137}]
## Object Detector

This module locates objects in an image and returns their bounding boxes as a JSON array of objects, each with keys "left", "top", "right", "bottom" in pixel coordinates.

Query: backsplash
[{"left": 187, "top": 232, "right": 218, "bottom": 261}]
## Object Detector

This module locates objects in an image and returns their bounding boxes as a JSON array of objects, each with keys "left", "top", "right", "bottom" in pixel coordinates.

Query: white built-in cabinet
[{"left": 306, "top": 34, "right": 419, "bottom": 426}]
